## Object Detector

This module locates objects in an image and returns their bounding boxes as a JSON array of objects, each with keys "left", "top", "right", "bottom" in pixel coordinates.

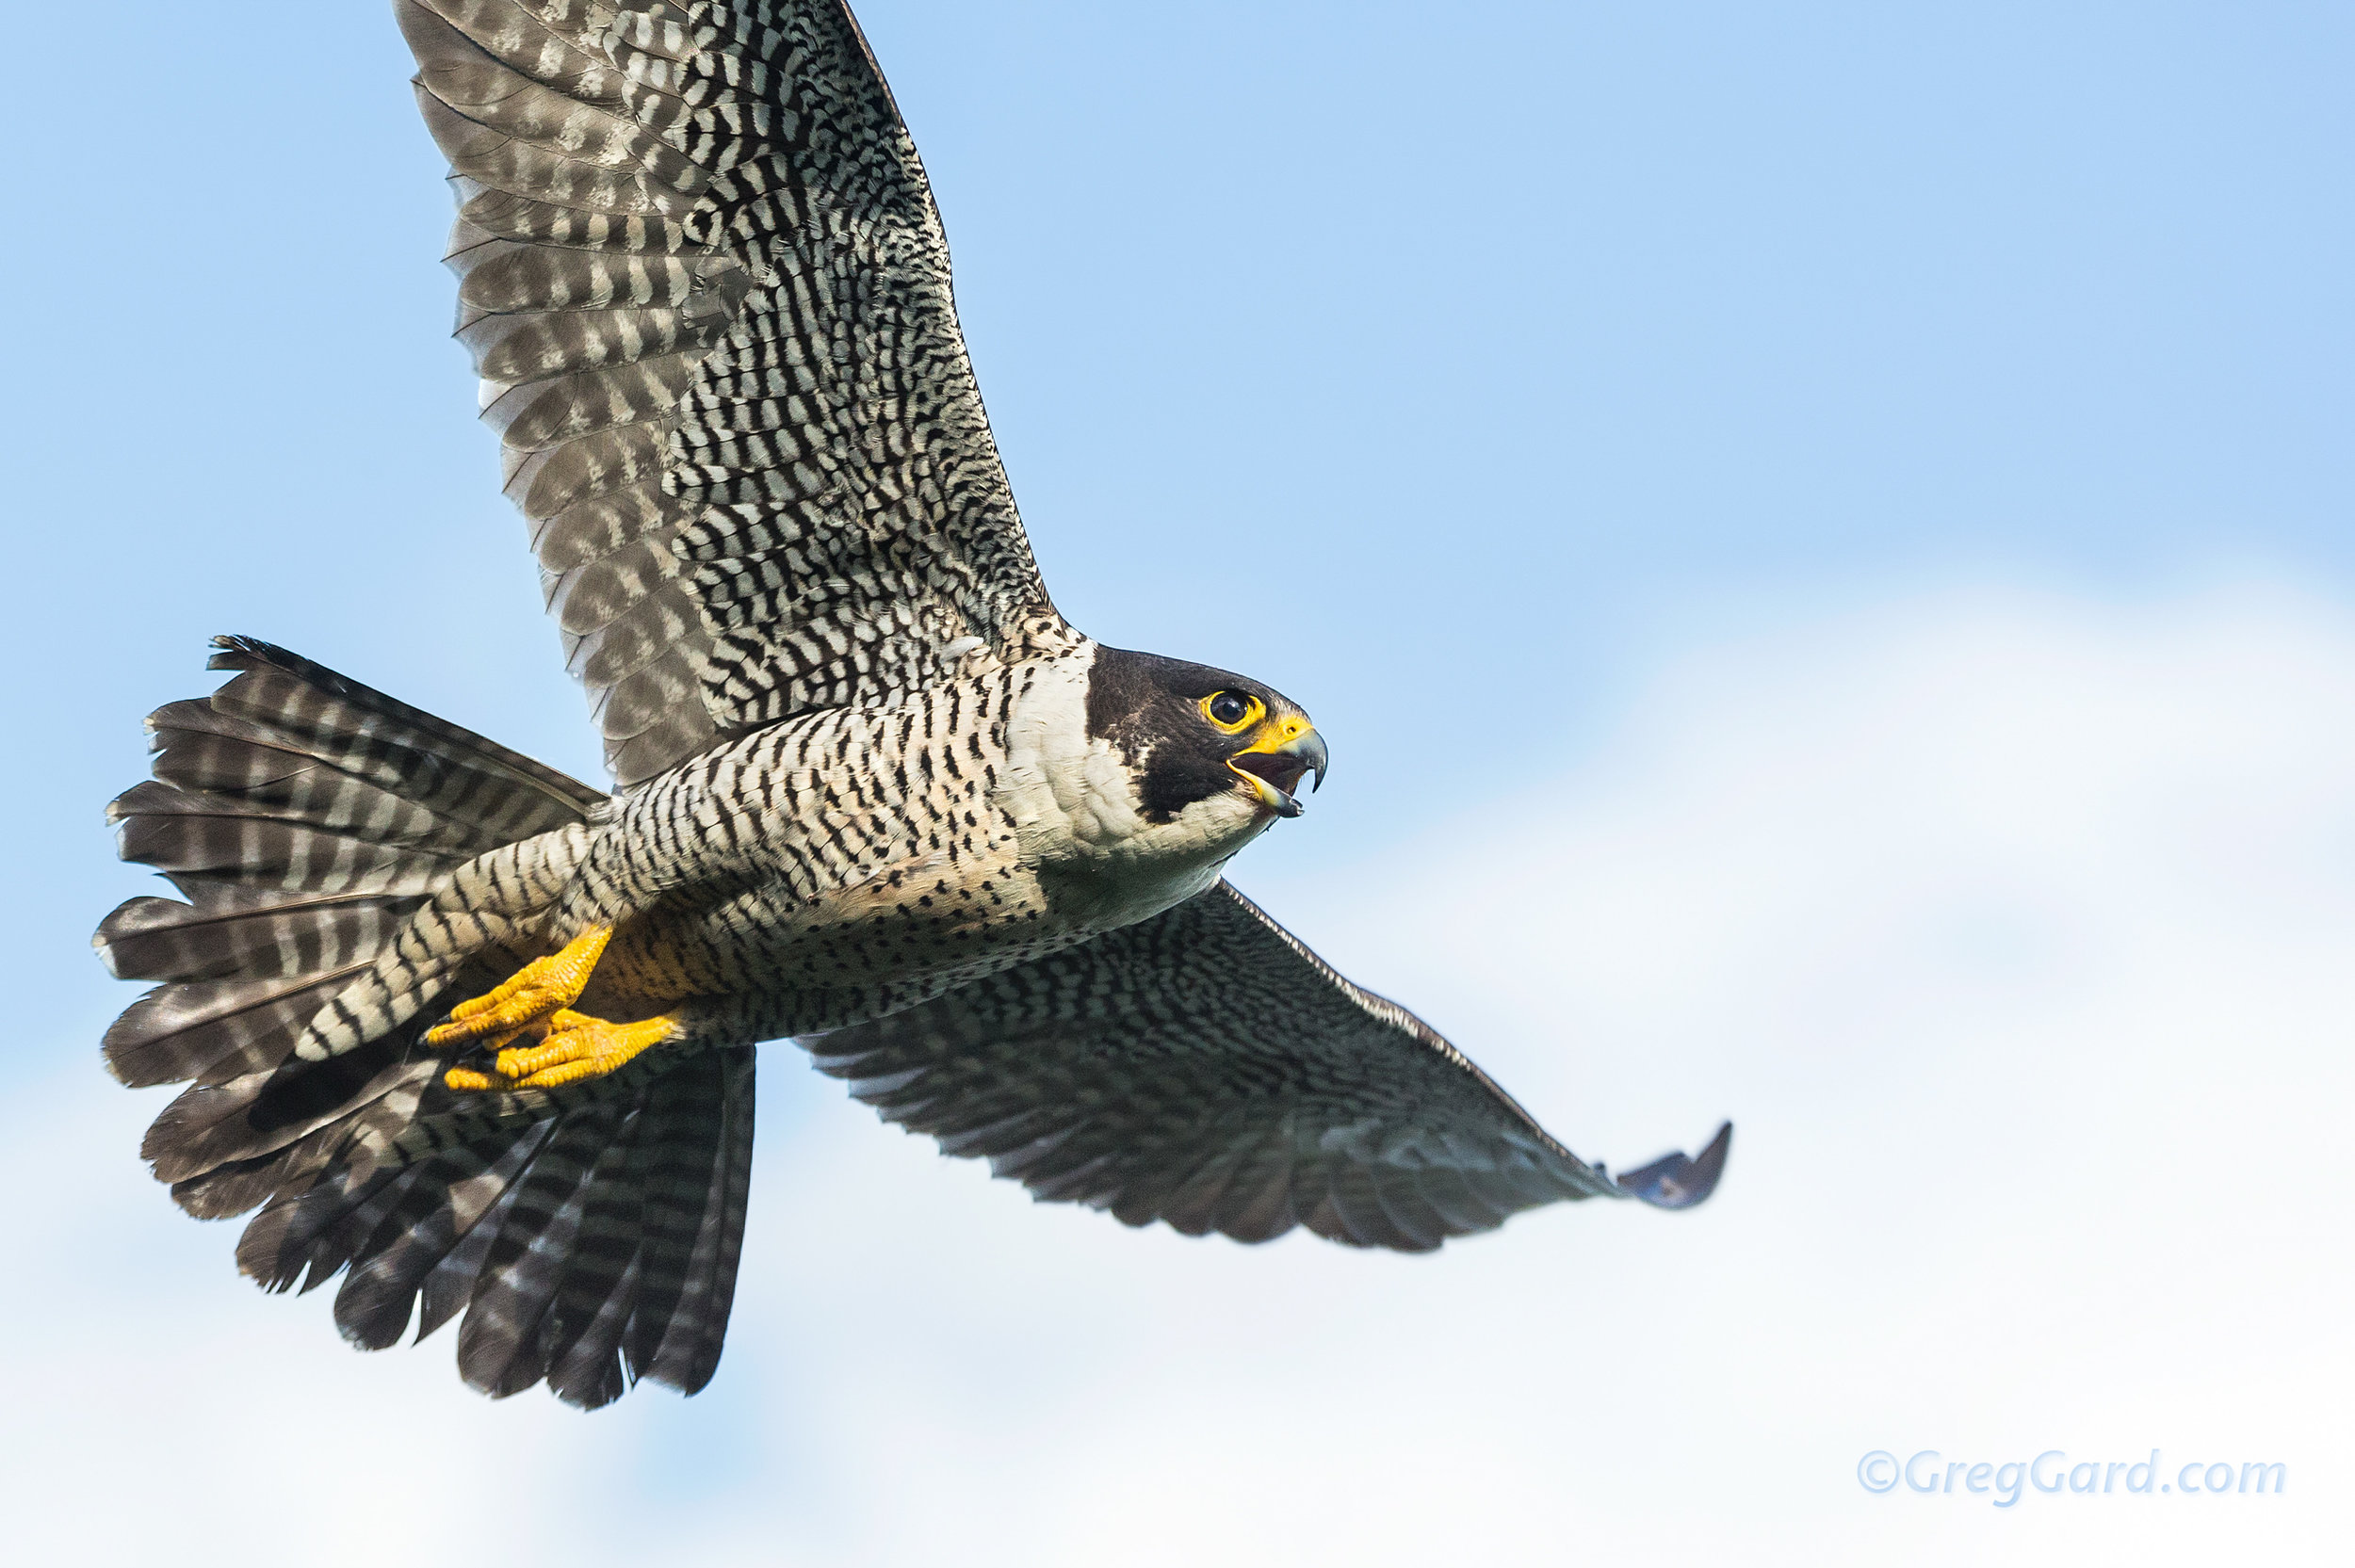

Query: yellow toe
[
  {"left": 443, "top": 1010, "right": 674, "bottom": 1094},
  {"left": 425, "top": 926, "right": 614, "bottom": 1048}
]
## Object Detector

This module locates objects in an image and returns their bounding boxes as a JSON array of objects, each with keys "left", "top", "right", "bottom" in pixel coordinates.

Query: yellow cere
[{"left": 1231, "top": 713, "right": 1312, "bottom": 756}]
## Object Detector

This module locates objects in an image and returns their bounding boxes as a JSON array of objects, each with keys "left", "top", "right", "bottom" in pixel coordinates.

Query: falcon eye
[{"left": 1200, "top": 690, "right": 1262, "bottom": 732}]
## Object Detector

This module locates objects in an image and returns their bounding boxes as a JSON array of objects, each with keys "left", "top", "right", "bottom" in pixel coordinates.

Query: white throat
[{"left": 994, "top": 647, "right": 1269, "bottom": 929}]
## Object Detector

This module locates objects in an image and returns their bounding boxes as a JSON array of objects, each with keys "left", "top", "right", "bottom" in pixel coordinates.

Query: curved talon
[{"left": 425, "top": 925, "right": 613, "bottom": 1049}]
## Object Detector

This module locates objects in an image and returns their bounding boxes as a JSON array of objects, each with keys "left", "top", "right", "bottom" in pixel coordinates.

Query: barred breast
[{"left": 576, "top": 645, "right": 1262, "bottom": 1038}]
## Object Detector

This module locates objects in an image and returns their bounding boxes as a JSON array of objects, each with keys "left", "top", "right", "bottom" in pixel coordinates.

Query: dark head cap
[{"left": 1085, "top": 647, "right": 1328, "bottom": 823}]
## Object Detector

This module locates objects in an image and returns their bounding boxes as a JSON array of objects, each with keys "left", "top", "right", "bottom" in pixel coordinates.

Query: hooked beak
[{"left": 1226, "top": 718, "right": 1329, "bottom": 819}]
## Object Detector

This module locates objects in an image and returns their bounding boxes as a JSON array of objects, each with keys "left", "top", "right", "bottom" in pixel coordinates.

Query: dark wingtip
[
  {"left": 1615, "top": 1121, "right": 1732, "bottom": 1210},
  {"left": 207, "top": 633, "right": 285, "bottom": 671}
]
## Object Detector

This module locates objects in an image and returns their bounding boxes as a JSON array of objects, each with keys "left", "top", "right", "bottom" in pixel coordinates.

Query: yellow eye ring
[{"left": 1200, "top": 690, "right": 1264, "bottom": 733}]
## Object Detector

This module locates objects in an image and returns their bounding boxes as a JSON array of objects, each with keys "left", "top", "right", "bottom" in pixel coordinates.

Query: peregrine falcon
[{"left": 94, "top": 0, "right": 1730, "bottom": 1408}]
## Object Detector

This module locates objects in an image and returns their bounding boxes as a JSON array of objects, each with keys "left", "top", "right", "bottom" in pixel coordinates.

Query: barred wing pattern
[
  {"left": 402, "top": 0, "right": 1070, "bottom": 784},
  {"left": 240, "top": 1043, "right": 757, "bottom": 1407},
  {"left": 811, "top": 884, "right": 1732, "bottom": 1252}
]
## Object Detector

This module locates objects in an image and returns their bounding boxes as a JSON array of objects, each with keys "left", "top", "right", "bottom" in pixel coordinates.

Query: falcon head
[{"left": 1086, "top": 647, "right": 1329, "bottom": 824}]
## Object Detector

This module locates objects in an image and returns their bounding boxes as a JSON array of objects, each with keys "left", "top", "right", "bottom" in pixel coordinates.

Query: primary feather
[{"left": 403, "top": 0, "right": 1071, "bottom": 784}]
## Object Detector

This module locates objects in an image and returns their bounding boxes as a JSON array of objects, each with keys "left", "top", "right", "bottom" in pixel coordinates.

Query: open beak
[{"left": 1226, "top": 719, "right": 1329, "bottom": 818}]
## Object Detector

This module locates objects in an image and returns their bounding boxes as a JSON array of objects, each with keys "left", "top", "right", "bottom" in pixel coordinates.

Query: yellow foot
[
  {"left": 443, "top": 1010, "right": 675, "bottom": 1092},
  {"left": 425, "top": 925, "right": 613, "bottom": 1051}
]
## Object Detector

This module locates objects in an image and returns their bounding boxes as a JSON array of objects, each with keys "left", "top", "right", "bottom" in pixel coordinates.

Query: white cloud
[{"left": 7, "top": 581, "right": 2347, "bottom": 1565}]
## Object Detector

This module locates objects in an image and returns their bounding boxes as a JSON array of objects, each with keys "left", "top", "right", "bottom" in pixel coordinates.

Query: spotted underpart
[{"left": 89, "top": 0, "right": 1730, "bottom": 1412}]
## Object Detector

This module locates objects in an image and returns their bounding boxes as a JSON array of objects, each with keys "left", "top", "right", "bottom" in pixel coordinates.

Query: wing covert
[
  {"left": 808, "top": 883, "right": 1731, "bottom": 1252},
  {"left": 398, "top": 0, "right": 1074, "bottom": 784}
]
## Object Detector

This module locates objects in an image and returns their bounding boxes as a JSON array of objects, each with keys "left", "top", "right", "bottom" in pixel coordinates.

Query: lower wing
[{"left": 808, "top": 882, "right": 1730, "bottom": 1252}]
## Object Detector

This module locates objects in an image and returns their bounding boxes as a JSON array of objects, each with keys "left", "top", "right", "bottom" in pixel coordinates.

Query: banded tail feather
[{"left": 95, "top": 638, "right": 755, "bottom": 1407}]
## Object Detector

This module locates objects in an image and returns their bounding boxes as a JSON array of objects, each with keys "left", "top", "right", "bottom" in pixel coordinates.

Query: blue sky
[{"left": 3, "top": 4, "right": 2348, "bottom": 1563}]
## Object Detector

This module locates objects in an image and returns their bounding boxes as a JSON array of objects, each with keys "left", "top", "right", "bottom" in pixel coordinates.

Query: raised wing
[
  {"left": 399, "top": 0, "right": 1074, "bottom": 784},
  {"left": 808, "top": 883, "right": 1731, "bottom": 1252}
]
